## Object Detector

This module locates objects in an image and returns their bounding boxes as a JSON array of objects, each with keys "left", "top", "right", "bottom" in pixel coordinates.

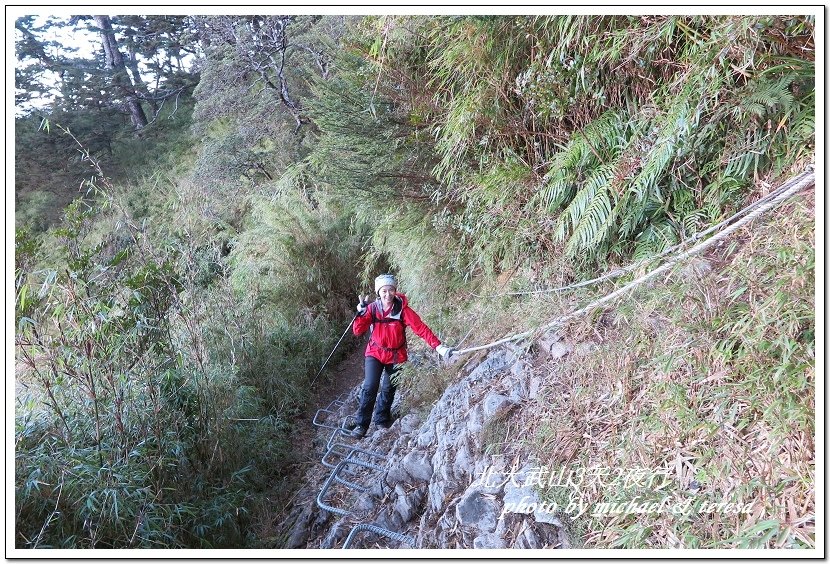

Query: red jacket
[{"left": 353, "top": 293, "right": 441, "bottom": 364}]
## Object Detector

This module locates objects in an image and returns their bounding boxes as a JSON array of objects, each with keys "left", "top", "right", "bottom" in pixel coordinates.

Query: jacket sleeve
[
  {"left": 402, "top": 307, "right": 441, "bottom": 349},
  {"left": 353, "top": 306, "right": 372, "bottom": 336}
]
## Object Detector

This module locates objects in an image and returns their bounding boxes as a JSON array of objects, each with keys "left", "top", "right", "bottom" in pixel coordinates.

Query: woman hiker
[{"left": 347, "top": 274, "right": 456, "bottom": 438}]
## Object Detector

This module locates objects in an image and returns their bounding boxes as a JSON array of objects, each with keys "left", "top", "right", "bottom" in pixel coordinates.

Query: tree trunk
[
  {"left": 126, "top": 44, "right": 158, "bottom": 115},
  {"left": 93, "top": 15, "right": 148, "bottom": 130}
]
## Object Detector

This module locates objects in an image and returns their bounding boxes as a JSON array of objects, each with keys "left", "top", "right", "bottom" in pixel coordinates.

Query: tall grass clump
[
  {"left": 14, "top": 197, "right": 246, "bottom": 548},
  {"left": 14, "top": 134, "right": 365, "bottom": 547},
  {"left": 322, "top": 15, "right": 813, "bottom": 289},
  {"left": 529, "top": 190, "right": 814, "bottom": 549}
]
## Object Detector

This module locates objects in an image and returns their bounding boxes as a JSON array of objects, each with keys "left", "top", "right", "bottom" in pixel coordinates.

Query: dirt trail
[
  {"left": 307, "top": 341, "right": 367, "bottom": 418},
  {"left": 264, "top": 340, "right": 367, "bottom": 541},
  {"left": 295, "top": 340, "right": 366, "bottom": 451}
]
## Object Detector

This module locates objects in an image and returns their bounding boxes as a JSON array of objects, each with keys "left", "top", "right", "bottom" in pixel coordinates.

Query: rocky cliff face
[{"left": 284, "top": 331, "right": 576, "bottom": 549}]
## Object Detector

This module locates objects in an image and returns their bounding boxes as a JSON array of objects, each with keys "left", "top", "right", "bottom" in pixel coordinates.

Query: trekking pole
[{"left": 311, "top": 314, "right": 357, "bottom": 388}]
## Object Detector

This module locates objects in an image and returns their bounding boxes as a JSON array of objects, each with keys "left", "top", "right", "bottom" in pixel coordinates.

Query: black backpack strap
[{"left": 370, "top": 298, "right": 405, "bottom": 325}]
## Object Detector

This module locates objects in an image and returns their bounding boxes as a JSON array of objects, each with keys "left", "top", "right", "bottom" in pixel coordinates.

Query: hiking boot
[
  {"left": 375, "top": 420, "right": 393, "bottom": 429},
  {"left": 349, "top": 426, "right": 368, "bottom": 439}
]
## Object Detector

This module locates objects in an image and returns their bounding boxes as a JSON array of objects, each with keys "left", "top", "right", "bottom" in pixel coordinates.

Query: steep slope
[
  {"left": 282, "top": 340, "right": 573, "bottom": 549},
  {"left": 282, "top": 184, "right": 814, "bottom": 550}
]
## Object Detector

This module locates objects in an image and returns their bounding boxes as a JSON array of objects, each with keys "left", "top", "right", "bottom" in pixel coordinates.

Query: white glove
[{"left": 436, "top": 344, "right": 456, "bottom": 360}]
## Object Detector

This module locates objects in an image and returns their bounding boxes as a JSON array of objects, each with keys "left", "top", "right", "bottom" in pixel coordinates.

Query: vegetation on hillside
[
  {"left": 14, "top": 14, "right": 815, "bottom": 549},
  {"left": 526, "top": 193, "right": 815, "bottom": 548}
]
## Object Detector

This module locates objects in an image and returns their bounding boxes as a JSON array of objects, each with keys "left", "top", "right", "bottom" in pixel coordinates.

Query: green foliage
[
  {"left": 15, "top": 201, "right": 192, "bottom": 547},
  {"left": 439, "top": 155, "right": 540, "bottom": 278},
  {"left": 14, "top": 207, "right": 293, "bottom": 548},
  {"left": 15, "top": 97, "right": 196, "bottom": 234},
  {"left": 190, "top": 16, "right": 348, "bottom": 192},
  {"left": 111, "top": 98, "right": 197, "bottom": 180},
  {"left": 15, "top": 114, "right": 109, "bottom": 232},
  {"left": 532, "top": 195, "right": 814, "bottom": 548},
  {"left": 14, "top": 13, "right": 816, "bottom": 550},
  {"left": 306, "top": 50, "right": 436, "bottom": 204},
  {"left": 353, "top": 15, "right": 815, "bottom": 275},
  {"left": 15, "top": 227, "right": 44, "bottom": 328},
  {"left": 228, "top": 165, "right": 365, "bottom": 318}
]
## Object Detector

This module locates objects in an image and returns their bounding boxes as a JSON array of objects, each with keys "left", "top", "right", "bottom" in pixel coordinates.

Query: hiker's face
[{"left": 378, "top": 286, "right": 396, "bottom": 306}]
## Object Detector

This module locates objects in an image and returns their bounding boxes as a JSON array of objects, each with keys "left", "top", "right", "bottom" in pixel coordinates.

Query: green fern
[
  {"left": 632, "top": 216, "right": 679, "bottom": 261},
  {"left": 309, "top": 14, "right": 815, "bottom": 278},
  {"left": 553, "top": 163, "right": 613, "bottom": 244},
  {"left": 732, "top": 77, "right": 796, "bottom": 121},
  {"left": 539, "top": 110, "right": 623, "bottom": 213},
  {"left": 565, "top": 188, "right": 613, "bottom": 256}
]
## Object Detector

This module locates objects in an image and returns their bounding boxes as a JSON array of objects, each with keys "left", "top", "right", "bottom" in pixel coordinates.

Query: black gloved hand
[{"left": 356, "top": 294, "right": 369, "bottom": 316}]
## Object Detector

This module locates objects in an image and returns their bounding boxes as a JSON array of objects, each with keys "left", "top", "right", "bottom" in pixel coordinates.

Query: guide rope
[{"left": 454, "top": 168, "right": 815, "bottom": 356}]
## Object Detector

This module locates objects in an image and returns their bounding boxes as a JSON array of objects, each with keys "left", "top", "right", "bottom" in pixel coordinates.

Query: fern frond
[
  {"left": 553, "top": 162, "right": 616, "bottom": 242},
  {"left": 730, "top": 76, "right": 796, "bottom": 126},
  {"left": 539, "top": 170, "right": 576, "bottom": 211},
  {"left": 566, "top": 188, "right": 613, "bottom": 257},
  {"left": 631, "top": 216, "right": 678, "bottom": 261},
  {"left": 681, "top": 209, "right": 707, "bottom": 236},
  {"left": 552, "top": 183, "right": 596, "bottom": 244}
]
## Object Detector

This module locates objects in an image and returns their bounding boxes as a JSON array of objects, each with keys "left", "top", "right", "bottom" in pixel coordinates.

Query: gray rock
[
  {"left": 455, "top": 488, "right": 499, "bottom": 533},
  {"left": 437, "top": 507, "right": 456, "bottom": 531},
  {"left": 311, "top": 505, "right": 330, "bottom": 529},
  {"left": 395, "top": 484, "right": 425, "bottom": 524},
  {"left": 508, "top": 386, "right": 524, "bottom": 403},
  {"left": 483, "top": 392, "right": 513, "bottom": 419},
  {"left": 285, "top": 505, "right": 313, "bottom": 548},
  {"left": 468, "top": 350, "right": 517, "bottom": 381},
  {"left": 502, "top": 489, "right": 540, "bottom": 514},
  {"left": 538, "top": 329, "right": 572, "bottom": 360},
  {"left": 368, "top": 477, "right": 389, "bottom": 499},
  {"left": 399, "top": 413, "right": 421, "bottom": 434},
  {"left": 428, "top": 481, "right": 444, "bottom": 513},
  {"left": 353, "top": 492, "right": 377, "bottom": 515},
  {"left": 402, "top": 450, "right": 433, "bottom": 482},
  {"left": 477, "top": 473, "right": 507, "bottom": 496},
  {"left": 428, "top": 479, "right": 461, "bottom": 514},
  {"left": 436, "top": 459, "right": 454, "bottom": 483},
  {"left": 510, "top": 358, "right": 531, "bottom": 380},
  {"left": 466, "top": 404, "right": 484, "bottom": 435},
  {"left": 319, "top": 520, "right": 347, "bottom": 549},
  {"left": 502, "top": 464, "right": 543, "bottom": 515},
  {"left": 453, "top": 442, "right": 474, "bottom": 479},
  {"left": 416, "top": 426, "right": 436, "bottom": 448},
  {"left": 473, "top": 456, "right": 497, "bottom": 476},
  {"left": 533, "top": 506, "right": 563, "bottom": 527},
  {"left": 473, "top": 533, "right": 506, "bottom": 549},
  {"left": 394, "top": 483, "right": 407, "bottom": 500},
  {"left": 548, "top": 341, "right": 573, "bottom": 360},
  {"left": 384, "top": 463, "right": 412, "bottom": 487},
  {"left": 459, "top": 355, "right": 482, "bottom": 374},
  {"left": 435, "top": 529, "right": 450, "bottom": 549},
  {"left": 374, "top": 507, "right": 405, "bottom": 531},
  {"left": 538, "top": 329, "right": 562, "bottom": 352},
  {"left": 515, "top": 525, "right": 541, "bottom": 549}
]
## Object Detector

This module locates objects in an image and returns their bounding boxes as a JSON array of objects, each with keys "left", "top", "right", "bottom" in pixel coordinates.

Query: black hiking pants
[{"left": 356, "top": 356, "right": 398, "bottom": 428}]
